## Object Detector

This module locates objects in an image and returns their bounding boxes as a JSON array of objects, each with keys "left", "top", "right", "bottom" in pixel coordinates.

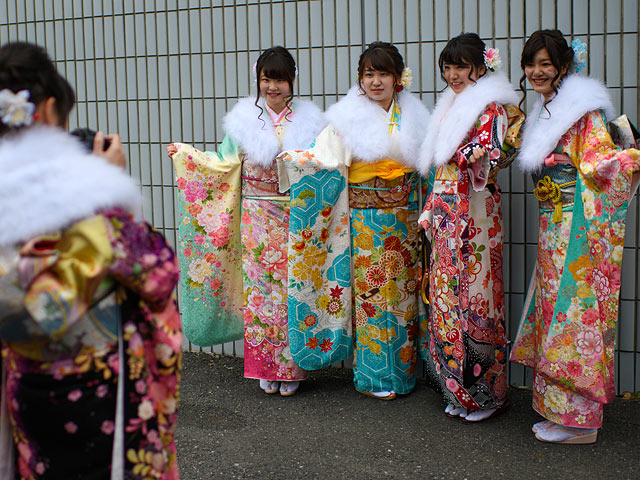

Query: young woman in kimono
[
  {"left": 417, "top": 33, "right": 523, "bottom": 422},
  {"left": 168, "top": 47, "right": 325, "bottom": 397},
  {"left": 0, "top": 42, "right": 182, "bottom": 479},
  {"left": 510, "top": 30, "right": 640, "bottom": 444},
  {"left": 281, "top": 42, "right": 430, "bottom": 400}
]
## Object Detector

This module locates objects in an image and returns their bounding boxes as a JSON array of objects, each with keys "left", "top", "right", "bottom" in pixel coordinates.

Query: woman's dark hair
[
  {"left": 518, "top": 29, "right": 574, "bottom": 108},
  {"left": 357, "top": 41, "right": 405, "bottom": 93},
  {"left": 438, "top": 33, "right": 487, "bottom": 85},
  {"left": 254, "top": 46, "right": 296, "bottom": 123},
  {"left": 0, "top": 42, "right": 75, "bottom": 136}
]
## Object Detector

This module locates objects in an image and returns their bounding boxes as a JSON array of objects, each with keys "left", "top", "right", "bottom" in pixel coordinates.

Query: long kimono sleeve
[
  {"left": 103, "top": 208, "right": 179, "bottom": 311},
  {"left": 279, "top": 126, "right": 354, "bottom": 369},
  {"left": 571, "top": 110, "right": 640, "bottom": 192},
  {"left": 170, "top": 136, "right": 244, "bottom": 346},
  {"left": 458, "top": 102, "right": 510, "bottom": 192},
  {"left": 458, "top": 103, "right": 509, "bottom": 192}
]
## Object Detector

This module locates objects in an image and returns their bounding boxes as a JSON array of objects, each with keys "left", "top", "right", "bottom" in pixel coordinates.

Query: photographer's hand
[{"left": 95, "top": 132, "right": 126, "bottom": 169}]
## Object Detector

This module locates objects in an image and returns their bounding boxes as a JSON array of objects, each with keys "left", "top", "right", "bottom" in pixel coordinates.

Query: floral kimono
[
  {"left": 417, "top": 73, "right": 523, "bottom": 410},
  {"left": 171, "top": 97, "right": 325, "bottom": 382},
  {"left": 511, "top": 75, "right": 640, "bottom": 428},
  {"left": 0, "top": 127, "right": 182, "bottom": 479},
  {"left": 282, "top": 86, "right": 430, "bottom": 394}
]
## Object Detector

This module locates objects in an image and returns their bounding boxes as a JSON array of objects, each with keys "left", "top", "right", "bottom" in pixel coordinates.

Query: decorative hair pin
[
  {"left": 396, "top": 67, "right": 412, "bottom": 92},
  {"left": 0, "top": 89, "right": 35, "bottom": 127},
  {"left": 483, "top": 47, "right": 502, "bottom": 72},
  {"left": 569, "top": 39, "right": 587, "bottom": 74}
]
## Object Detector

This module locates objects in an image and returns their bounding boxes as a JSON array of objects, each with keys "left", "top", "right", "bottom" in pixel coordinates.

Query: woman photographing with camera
[{"left": 0, "top": 42, "right": 182, "bottom": 478}]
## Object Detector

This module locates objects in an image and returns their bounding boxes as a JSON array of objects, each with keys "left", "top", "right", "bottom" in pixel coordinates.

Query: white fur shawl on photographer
[{"left": 0, "top": 125, "right": 140, "bottom": 247}]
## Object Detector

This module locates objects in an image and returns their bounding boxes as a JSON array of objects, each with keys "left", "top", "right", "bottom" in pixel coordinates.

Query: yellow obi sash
[{"left": 349, "top": 159, "right": 414, "bottom": 184}]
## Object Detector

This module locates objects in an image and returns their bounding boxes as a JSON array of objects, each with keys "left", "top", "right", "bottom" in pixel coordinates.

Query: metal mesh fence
[{"left": 1, "top": 0, "right": 638, "bottom": 392}]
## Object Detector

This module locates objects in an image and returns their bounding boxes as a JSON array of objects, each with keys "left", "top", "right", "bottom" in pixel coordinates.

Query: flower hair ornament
[
  {"left": 395, "top": 67, "right": 413, "bottom": 92},
  {"left": 483, "top": 47, "right": 502, "bottom": 72},
  {"left": 568, "top": 39, "right": 587, "bottom": 74},
  {"left": 0, "top": 89, "right": 35, "bottom": 127}
]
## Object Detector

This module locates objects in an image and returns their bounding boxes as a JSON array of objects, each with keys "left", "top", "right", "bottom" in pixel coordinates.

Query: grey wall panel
[{"left": 1, "top": 0, "right": 638, "bottom": 392}]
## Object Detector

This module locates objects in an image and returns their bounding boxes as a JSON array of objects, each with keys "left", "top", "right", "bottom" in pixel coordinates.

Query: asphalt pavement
[{"left": 175, "top": 352, "right": 640, "bottom": 480}]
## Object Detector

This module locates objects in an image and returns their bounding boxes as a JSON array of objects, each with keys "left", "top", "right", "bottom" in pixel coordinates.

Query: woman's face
[
  {"left": 442, "top": 61, "right": 483, "bottom": 94},
  {"left": 259, "top": 73, "right": 292, "bottom": 113},
  {"left": 524, "top": 48, "right": 567, "bottom": 100},
  {"left": 360, "top": 67, "right": 396, "bottom": 111}
]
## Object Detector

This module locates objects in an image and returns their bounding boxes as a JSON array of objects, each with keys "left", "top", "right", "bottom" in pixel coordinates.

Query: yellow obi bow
[
  {"left": 533, "top": 175, "right": 576, "bottom": 223},
  {"left": 349, "top": 159, "right": 414, "bottom": 184}
]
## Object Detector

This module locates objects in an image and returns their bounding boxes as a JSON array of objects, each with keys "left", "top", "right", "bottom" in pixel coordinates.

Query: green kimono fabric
[{"left": 171, "top": 138, "right": 244, "bottom": 346}]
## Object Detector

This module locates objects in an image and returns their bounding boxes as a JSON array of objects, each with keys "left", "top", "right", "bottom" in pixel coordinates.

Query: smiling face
[
  {"left": 524, "top": 47, "right": 567, "bottom": 100},
  {"left": 259, "top": 73, "right": 292, "bottom": 113},
  {"left": 360, "top": 66, "right": 397, "bottom": 111},
  {"left": 443, "top": 61, "right": 484, "bottom": 94}
]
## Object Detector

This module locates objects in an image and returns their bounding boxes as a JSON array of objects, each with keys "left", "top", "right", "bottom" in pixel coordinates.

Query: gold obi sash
[
  {"left": 348, "top": 159, "right": 416, "bottom": 209},
  {"left": 533, "top": 175, "right": 577, "bottom": 222}
]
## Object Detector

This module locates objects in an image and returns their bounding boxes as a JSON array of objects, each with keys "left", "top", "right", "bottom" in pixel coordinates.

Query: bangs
[
  {"left": 439, "top": 43, "right": 472, "bottom": 67},
  {"left": 259, "top": 56, "right": 294, "bottom": 81},
  {"left": 361, "top": 49, "right": 398, "bottom": 75}
]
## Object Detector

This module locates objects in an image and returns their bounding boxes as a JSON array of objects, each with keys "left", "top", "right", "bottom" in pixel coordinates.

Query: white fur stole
[
  {"left": 0, "top": 126, "right": 141, "bottom": 246},
  {"left": 417, "top": 72, "right": 518, "bottom": 174},
  {"left": 324, "top": 86, "right": 430, "bottom": 167},
  {"left": 517, "top": 75, "right": 616, "bottom": 172},
  {"left": 223, "top": 97, "right": 326, "bottom": 167}
]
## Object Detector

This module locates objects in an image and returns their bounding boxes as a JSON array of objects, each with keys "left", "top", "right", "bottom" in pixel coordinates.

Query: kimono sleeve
[
  {"left": 169, "top": 137, "right": 244, "bottom": 346},
  {"left": 279, "top": 126, "right": 354, "bottom": 369},
  {"left": 104, "top": 208, "right": 179, "bottom": 311},
  {"left": 459, "top": 102, "right": 509, "bottom": 191},
  {"left": 573, "top": 110, "right": 640, "bottom": 193}
]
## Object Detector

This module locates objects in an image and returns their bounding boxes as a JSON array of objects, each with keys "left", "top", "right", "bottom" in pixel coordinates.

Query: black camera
[{"left": 70, "top": 128, "right": 111, "bottom": 152}]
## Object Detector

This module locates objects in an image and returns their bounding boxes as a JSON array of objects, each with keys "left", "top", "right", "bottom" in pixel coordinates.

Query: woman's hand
[
  {"left": 544, "top": 153, "right": 572, "bottom": 167},
  {"left": 468, "top": 146, "right": 486, "bottom": 164},
  {"left": 167, "top": 143, "right": 178, "bottom": 158},
  {"left": 94, "top": 132, "right": 126, "bottom": 169}
]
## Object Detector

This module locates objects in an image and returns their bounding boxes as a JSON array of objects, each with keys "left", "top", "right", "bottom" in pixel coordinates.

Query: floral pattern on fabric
[
  {"left": 283, "top": 146, "right": 353, "bottom": 370},
  {"left": 241, "top": 162, "right": 306, "bottom": 381},
  {"left": 419, "top": 103, "right": 509, "bottom": 410},
  {"left": 511, "top": 110, "right": 639, "bottom": 428},
  {"left": 1, "top": 208, "right": 182, "bottom": 479},
  {"left": 172, "top": 140, "right": 244, "bottom": 346},
  {"left": 351, "top": 196, "right": 421, "bottom": 394}
]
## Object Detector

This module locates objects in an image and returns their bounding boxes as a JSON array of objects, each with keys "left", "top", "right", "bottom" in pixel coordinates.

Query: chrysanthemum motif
[
  {"left": 365, "top": 265, "right": 387, "bottom": 289},
  {"left": 380, "top": 250, "right": 404, "bottom": 278},
  {"left": 326, "top": 297, "right": 343, "bottom": 315},
  {"left": 355, "top": 306, "right": 368, "bottom": 327}
]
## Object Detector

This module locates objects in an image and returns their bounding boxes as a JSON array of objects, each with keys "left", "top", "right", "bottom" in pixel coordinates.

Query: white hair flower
[
  {"left": 400, "top": 67, "right": 412, "bottom": 89},
  {"left": 483, "top": 47, "right": 502, "bottom": 72},
  {"left": 0, "top": 89, "right": 35, "bottom": 127}
]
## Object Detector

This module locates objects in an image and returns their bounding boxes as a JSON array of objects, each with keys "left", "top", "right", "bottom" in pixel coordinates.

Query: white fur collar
[
  {"left": 0, "top": 126, "right": 141, "bottom": 246},
  {"left": 417, "top": 72, "right": 518, "bottom": 173},
  {"left": 223, "top": 97, "right": 325, "bottom": 167},
  {"left": 325, "top": 86, "right": 430, "bottom": 166},
  {"left": 518, "top": 75, "right": 616, "bottom": 172}
]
